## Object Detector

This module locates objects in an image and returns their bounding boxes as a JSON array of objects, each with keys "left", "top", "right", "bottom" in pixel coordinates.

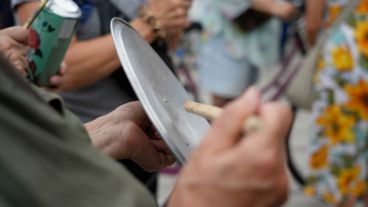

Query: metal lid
[
  {"left": 110, "top": 17, "right": 210, "bottom": 163},
  {"left": 47, "top": 0, "right": 81, "bottom": 18}
]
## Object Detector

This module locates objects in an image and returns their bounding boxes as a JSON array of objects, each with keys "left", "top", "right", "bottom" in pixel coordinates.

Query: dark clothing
[
  {"left": 0, "top": 0, "right": 14, "bottom": 28},
  {"left": 0, "top": 55, "right": 156, "bottom": 207}
]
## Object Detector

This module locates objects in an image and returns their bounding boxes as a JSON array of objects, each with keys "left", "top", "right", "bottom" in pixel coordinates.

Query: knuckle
[
  {"left": 1, "top": 41, "right": 12, "bottom": 50},
  {"left": 122, "top": 120, "right": 136, "bottom": 133},
  {"left": 255, "top": 151, "right": 279, "bottom": 173}
]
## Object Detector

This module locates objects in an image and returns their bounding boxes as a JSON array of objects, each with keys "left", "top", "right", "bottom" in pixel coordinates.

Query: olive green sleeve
[{"left": 0, "top": 57, "right": 157, "bottom": 207}]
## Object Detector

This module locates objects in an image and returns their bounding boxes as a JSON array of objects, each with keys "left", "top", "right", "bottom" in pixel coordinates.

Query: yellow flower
[
  {"left": 317, "top": 105, "right": 355, "bottom": 145},
  {"left": 326, "top": 5, "right": 343, "bottom": 27},
  {"left": 345, "top": 80, "right": 368, "bottom": 120},
  {"left": 331, "top": 46, "right": 354, "bottom": 72},
  {"left": 323, "top": 192, "right": 337, "bottom": 204},
  {"left": 317, "top": 56, "right": 326, "bottom": 71},
  {"left": 309, "top": 145, "right": 329, "bottom": 170},
  {"left": 356, "top": 21, "right": 368, "bottom": 58},
  {"left": 352, "top": 181, "right": 367, "bottom": 197},
  {"left": 337, "top": 166, "right": 361, "bottom": 195},
  {"left": 304, "top": 186, "right": 317, "bottom": 196},
  {"left": 356, "top": 0, "right": 368, "bottom": 14},
  {"left": 314, "top": 55, "right": 326, "bottom": 83}
]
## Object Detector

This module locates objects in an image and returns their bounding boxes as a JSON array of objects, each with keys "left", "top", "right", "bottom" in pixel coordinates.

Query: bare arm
[
  {"left": 305, "top": 0, "right": 327, "bottom": 45},
  {"left": 63, "top": 19, "right": 156, "bottom": 90},
  {"left": 250, "top": 0, "right": 297, "bottom": 21}
]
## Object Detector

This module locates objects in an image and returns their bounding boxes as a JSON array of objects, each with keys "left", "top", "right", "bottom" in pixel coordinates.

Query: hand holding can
[
  {"left": 0, "top": 26, "right": 29, "bottom": 77},
  {"left": 27, "top": 0, "right": 81, "bottom": 86}
]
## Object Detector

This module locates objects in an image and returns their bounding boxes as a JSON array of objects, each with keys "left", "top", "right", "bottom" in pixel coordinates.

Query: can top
[{"left": 47, "top": 0, "right": 81, "bottom": 18}]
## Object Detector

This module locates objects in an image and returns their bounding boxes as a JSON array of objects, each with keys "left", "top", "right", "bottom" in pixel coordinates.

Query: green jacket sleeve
[{"left": 0, "top": 56, "right": 157, "bottom": 207}]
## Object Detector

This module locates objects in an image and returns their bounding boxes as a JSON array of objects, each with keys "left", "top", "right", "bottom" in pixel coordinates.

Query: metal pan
[{"left": 110, "top": 17, "right": 210, "bottom": 163}]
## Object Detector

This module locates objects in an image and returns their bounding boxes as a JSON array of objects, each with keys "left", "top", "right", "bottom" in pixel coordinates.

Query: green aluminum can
[{"left": 28, "top": 0, "right": 81, "bottom": 86}]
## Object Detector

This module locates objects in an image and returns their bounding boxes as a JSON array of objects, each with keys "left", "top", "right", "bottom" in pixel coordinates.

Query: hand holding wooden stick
[{"left": 184, "top": 101, "right": 262, "bottom": 134}]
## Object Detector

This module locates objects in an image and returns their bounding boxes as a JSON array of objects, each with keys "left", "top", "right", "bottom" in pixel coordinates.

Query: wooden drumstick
[
  {"left": 23, "top": 0, "right": 49, "bottom": 29},
  {"left": 184, "top": 101, "right": 262, "bottom": 134}
]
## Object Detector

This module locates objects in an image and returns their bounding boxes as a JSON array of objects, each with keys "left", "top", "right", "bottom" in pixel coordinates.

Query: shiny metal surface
[{"left": 110, "top": 17, "right": 210, "bottom": 163}]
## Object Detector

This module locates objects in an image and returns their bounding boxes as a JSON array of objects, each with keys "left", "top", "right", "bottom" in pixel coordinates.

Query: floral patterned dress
[{"left": 305, "top": 0, "right": 368, "bottom": 204}]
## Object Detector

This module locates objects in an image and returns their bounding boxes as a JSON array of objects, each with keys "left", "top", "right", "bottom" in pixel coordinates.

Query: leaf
[
  {"left": 306, "top": 176, "right": 319, "bottom": 184},
  {"left": 327, "top": 89, "right": 335, "bottom": 105},
  {"left": 335, "top": 73, "right": 348, "bottom": 88},
  {"left": 359, "top": 55, "right": 368, "bottom": 70},
  {"left": 331, "top": 164, "right": 341, "bottom": 176},
  {"left": 342, "top": 155, "right": 356, "bottom": 167},
  {"left": 347, "top": 15, "right": 357, "bottom": 28}
]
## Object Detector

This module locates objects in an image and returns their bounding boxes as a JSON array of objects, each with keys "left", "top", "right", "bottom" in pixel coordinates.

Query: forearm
[
  {"left": 306, "top": 0, "right": 326, "bottom": 37},
  {"left": 306, "top": 0, "right": 326, "bottom": 23},
  {"left": 250, "top": 0, "right": 295, "bottom": 20},
  {"left": 62, "top": 35, "right": 120, "bottom": 90},
  {"left": 63, "top": 18, "right": 158, "bottom": 90},
  {"left": 131, "top": 18, "right": 156, "bottom": 43}
]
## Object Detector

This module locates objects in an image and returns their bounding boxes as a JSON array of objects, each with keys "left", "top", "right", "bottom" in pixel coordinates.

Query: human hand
[
  {"left": 166, "top": 30, "right": 182, "bottom": 51},
  {"left": 85, "top": 102, "right": 176, "bottom": 172},
  {"left": 45, "top": 62, "right": 67, "bottom": 92},
  {"left": 271, "top": 1, "right": 298, "bottom": 21},
  {"left": 0, "top": 26, "right": 29, "bottom": 77},
  {"left": 147, "top": 0, "right": 191, "bottom": 34},
  {"left": 168, "top": 88, "right": 292, "bottom": 207}
]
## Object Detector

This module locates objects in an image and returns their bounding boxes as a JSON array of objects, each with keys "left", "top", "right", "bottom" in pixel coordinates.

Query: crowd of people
[{"left": 0, "top": 0, "right": 367, "bottom": 206}]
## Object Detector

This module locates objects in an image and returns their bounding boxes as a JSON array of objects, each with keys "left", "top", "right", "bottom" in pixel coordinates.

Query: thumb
[{"left": 1, "top": 26, "right": 29, "bottom": 45}]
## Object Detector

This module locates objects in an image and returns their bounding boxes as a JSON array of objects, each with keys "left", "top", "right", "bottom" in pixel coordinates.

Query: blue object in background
[{"left": 73, "top": 0, "right": 94, "bottom": 24}]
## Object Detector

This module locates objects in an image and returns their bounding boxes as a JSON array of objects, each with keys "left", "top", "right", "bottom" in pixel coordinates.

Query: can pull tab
[
  {"left": 184, "top": 101, "right": 262, "bottom": 135},
  {"left": 23, "top": 0, "right": 49, "bottom": 29}
]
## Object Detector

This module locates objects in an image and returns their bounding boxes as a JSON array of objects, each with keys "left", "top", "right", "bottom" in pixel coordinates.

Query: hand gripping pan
[{"left": 110, "top": 18, "right": 210, "bottom": 163}]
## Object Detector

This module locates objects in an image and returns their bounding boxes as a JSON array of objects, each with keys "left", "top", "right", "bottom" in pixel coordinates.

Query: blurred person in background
[
  {"left": 0, "top": 0, "right": 14, "bottom": 29},
  {"left": 13, "top": 0, "right": 191, "bottom": 196},
  {"left": 190, "top": 0, "right": 298, "bottom": 107},
  {"left": 303, "top": 0, "right": 368, "bottom": 206}
]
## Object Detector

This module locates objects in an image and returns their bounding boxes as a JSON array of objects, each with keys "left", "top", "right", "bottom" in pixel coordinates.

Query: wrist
[{"left": 131, "top": 18, "right": 156, "bottom": 43}]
